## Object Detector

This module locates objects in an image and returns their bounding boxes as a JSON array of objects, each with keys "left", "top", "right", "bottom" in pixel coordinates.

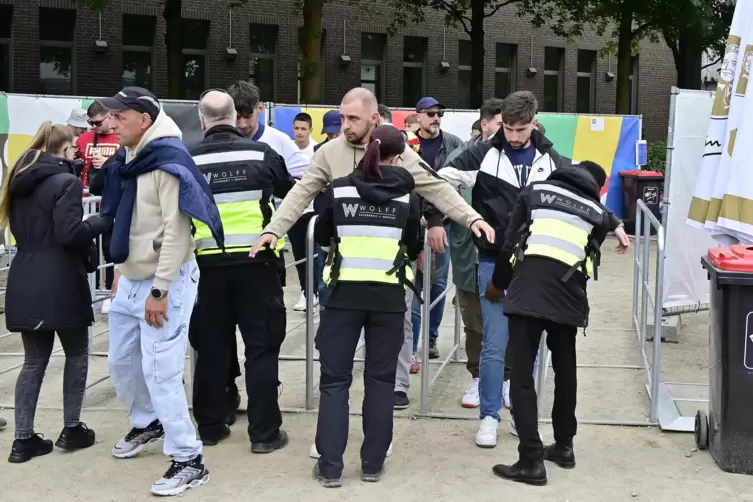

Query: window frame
[
  {"left": 543, "top": 47, "right": 564, "bottom": 112},
  {"left": 121, "top": 14, "right": 156, "bottom": 91},
  {"left": 402, "top": 37, "right": 427, "bottom": 107},
  {"left": 39, "top": 40, "right": 75, "bottom": 96},
  {"left": 360, "top": 33, "right": 386, "bottom": 103},
  {"left": 576, "top": 49, "right": 596, "bottom": 113},
  {"left": 494, "top": 43, "right": 516, "bottom": 99},
  {"left": 457, "top": 40, "right": 473, "bottom": 109},
  {"left": 249, "top": 24, "right": 278, "bottom": 103},
  {"left": 182, "top": 48, "right": 209, "bottom": 101}
]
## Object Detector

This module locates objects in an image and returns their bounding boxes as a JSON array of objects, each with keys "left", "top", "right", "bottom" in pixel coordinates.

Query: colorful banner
[{"left": 272, "top": 104, "right": 640, "bottom": 215}]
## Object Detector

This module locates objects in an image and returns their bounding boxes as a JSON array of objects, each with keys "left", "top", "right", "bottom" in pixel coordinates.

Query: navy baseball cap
[
  {"left": 98, "top": 86, "right": 160, "bottom": 122},
  {"left": 416, "top": 97, "right": 445, "bottom": 113},
  {"left": 321, "top": 110, "right": 342, "bottom": 134}
]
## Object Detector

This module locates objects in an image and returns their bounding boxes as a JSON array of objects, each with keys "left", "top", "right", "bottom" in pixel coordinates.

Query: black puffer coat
[{"left": 4, "top": 153, "right": 112, "bottom": 332}]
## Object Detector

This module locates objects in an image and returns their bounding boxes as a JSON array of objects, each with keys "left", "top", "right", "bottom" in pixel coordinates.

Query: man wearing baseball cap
[
  {"left": 98, "top": 86, "right": 224, "bottom": 496},
  {"left": 314, "top": 110, "right": 342, "bottom": 153}
]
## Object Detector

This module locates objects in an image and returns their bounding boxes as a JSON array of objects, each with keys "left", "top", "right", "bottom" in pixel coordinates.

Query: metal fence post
[
  {"left": 452, "top": 286, "right": 461, "bottom": 362},
  {"left": 419, "top": 232, "right": 432, "bottom": 415},
  {"left": 649, "top": 225, "right": 666, "bottom": 423},
  {"left": 305, "top": 216, "right": 317, "bottom": 410},
  {"left": 640, "top": 209, "right": 650, "bottom": 348}
]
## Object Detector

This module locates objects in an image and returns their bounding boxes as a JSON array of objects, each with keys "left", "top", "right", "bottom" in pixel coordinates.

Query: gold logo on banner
[
  {"left": 712, "top": 34, "right": 741, "bottom": 118},
  {"left": 728, "top": 129, "right": 738, "bottom": 157}
]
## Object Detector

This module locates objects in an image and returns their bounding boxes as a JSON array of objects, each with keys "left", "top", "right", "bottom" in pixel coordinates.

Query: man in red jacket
[{"left": 75, "top": 101, "right": 119, "bottom": 190}]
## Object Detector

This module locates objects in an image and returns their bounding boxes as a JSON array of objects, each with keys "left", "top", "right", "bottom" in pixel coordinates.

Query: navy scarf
[{"left": 101, "top": 137, "right": 224, "bottom": 264}]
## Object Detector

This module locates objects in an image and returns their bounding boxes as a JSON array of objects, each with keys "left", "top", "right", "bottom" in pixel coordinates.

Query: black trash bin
[
  {"left": 619, "top": 170, "right": 664, "bottom": 235},
  {"left": 698, "top": 246, "right": 753, "bottom": 475}
]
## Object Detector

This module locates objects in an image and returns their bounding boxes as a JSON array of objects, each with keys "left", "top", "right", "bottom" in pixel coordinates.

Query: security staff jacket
[
  {"left": 189, "top": 125, "right": 295, "bottom": 267},
  {"left": 492, "top": 166, "right": 619, "bottom": 327},
  {"left": 314, "top": 165, "right": 422, "bottom": 313}
]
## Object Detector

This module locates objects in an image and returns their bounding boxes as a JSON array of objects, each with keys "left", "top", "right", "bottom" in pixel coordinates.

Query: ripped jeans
[{"left": 108, "top": 260, "right": 202, "bottom": 462}]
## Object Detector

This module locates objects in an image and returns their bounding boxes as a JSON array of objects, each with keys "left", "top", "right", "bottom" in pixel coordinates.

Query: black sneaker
[
  {"left": 225, "top": 388, "right": 241, "bottom": 426},
  {"left": 8, "top": 434, "right": 54, "bottom": 463},
  {"left": 251, "top": 429, "right": 289, "bottom": 453},
  {"left": 429, "top": 339, "right": 440, "bottom": 359},
  {"left": 151, "top": 454, "right": 210, "bottom": 496},
  {"left": 394, "top": 391, "right": 410, "bottom": 410},
  {"left": 55, "top": 422, "right": 96, "bottom": 451},
  {"left": 201, "top": 425, "right": 231, "bottom": 446},
  {"left": 111, "top": 419, "right": 165, "bottom": 459},
  {"left": 361, "top": 468, "right": 384, "bottom": 483},
  {"left": 313, "top": 463, "right": 342, "bottom": 488}
]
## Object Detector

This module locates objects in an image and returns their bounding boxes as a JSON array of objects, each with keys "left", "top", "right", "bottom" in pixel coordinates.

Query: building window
[
  {"left": 576, "top": 50, "right": 596, "bottom": 113},
  {"left": 543, "top": 47, "right": 564, "bottom": 112},
  {"left": 39, "top": 8, "right": 75, "bottom": 95},
  {"left": 495, "top": 43, "right": 516, "bottom": 99},
  {"left": 457, "top": 40, "right": 472, "bottom": 109},
  {"left": 0, "top": 5, "right": 11, "bottom": 92},
  {"left": 361, "top": 33, "right": 386, "bottom": 102},
  {"left": 629, "top": 56, "right": 639, "bottom": 114},
  {"left": 249, "top": 24, "right": 277, "bottom": 102},
  {"left": 403, "top": 37, "right": 427, "bottom": 108},
  {"left": 298, "top": 28, "right": 326, "bottom": 104},
  {"left": 182, "top": 19, "right": 209, "bottom": 101},
  {"left": 122, "top": 14, "right": 156, "bottom": 90}
]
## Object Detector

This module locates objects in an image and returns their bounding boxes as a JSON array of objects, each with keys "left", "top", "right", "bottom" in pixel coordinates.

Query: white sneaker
[
  {"left": 101, "top": 298, "right": 111, "bottom": 314},
  {"left": 461, "top": 378, "right": 480, "bottom": 408},
  {"left": 293, "top": 293, "right": 319, "bottom": 312},
  {"left": 309, "top": 442, "right": 393, "bottom": 459},
  {"left": 475, "top": 416, "right": 499, "bottom": 448},
  {"left": 502, "top": 380, "right": 511, "bottom": 409}
]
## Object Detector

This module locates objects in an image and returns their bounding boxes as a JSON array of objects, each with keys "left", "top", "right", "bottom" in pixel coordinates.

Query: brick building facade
[{"left": 0, "top": 0, "right": 676, "bottom": 139}]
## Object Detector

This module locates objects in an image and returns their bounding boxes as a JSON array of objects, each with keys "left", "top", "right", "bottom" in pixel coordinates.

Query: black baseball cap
[{"left": 98, "top": 86, "right": 160, "bottom": 121}]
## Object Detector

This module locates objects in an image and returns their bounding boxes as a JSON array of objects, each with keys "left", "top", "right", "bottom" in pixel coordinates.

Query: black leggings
[{"left": 14, "top": 329, "right": 89, "bottom": 439}]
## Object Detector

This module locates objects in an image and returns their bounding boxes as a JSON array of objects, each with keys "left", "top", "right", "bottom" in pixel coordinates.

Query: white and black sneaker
[
  {"left": 151, "top": 454, "right": 210, "bottom": 496},
  {"left": 112, "top": 419, "right": 165, "bottom": 459}
]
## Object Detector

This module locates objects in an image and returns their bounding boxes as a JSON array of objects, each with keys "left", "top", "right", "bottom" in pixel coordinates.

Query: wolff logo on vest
[
  {"left": 203, "top": 167, "right": 249, "bottom": 187},
  {"left": 340, "top": 202, "right": 398, "bottom": 220},
  {"left": 538, "top": 191, "right": 594, "bottom": 219}
]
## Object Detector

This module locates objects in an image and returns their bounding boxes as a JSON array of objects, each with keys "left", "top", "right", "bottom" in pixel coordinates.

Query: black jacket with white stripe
[
  {"left": 189, "top": 125, "right": 295, "bottom": 267},
  {"left": 436, "top": 129, "right": 571, "bottom": 259}
]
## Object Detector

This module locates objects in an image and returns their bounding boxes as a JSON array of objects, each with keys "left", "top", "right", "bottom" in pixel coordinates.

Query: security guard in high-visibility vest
[
  {"left": 486, "top": 161, "right": 630, "bottom": 486},
  {"left": 188, "top": 91, "right": 295, "bottom": 451},
  {"left": 311, "top": 126, "right": 423, "bottom": 488}
]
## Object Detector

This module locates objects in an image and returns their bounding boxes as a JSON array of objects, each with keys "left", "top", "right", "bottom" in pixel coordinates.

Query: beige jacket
[
  {"left": 264, "top": 135, "right": 482, "bottom": 237},
  {"left": 117, "top": 110, "right": 195, "bottom": 291}
]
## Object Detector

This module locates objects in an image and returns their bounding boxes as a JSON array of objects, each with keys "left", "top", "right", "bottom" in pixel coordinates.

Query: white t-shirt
[
  {"left": 255, "top": 124, "right": 310, "bottom": 180},
  {"left": 298, "top": 139, "right": 319, "bottom": 161}
]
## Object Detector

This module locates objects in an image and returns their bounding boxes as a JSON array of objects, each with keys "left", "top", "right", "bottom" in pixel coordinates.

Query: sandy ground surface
[{"left": 0, "top": 241, "right": 749, "bottom": 501}]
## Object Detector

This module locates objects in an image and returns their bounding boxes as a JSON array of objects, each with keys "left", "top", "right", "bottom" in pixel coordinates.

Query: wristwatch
[{"left": 151, "top": 287, "right": 168, "bottom": 300}]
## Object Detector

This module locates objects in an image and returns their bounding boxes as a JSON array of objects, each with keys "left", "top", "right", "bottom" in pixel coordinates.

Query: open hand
[
  {"left": 471, "top": 220, "right": 495, "bottom": 244},
  {"left": 614, "top": 226, "right": 630, "bottom": 254},
  {"left": 250, "top": 233, "right": 278, "bottom": 257},
  {"left": 428, "top": 226, "right": 448, "bottom": 253}
]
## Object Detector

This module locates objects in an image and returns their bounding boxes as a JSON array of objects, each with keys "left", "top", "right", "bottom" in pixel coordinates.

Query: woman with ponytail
[
  {"left": 1, "top": 121, "right": 112, "bottom": 463},
  {"left": 307, "top": 125, "right": 424, "bottom": 487}
]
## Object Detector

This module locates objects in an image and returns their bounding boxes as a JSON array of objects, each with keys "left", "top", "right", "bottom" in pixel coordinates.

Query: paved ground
[{"left": 0, "top": 241, "right": 747, "bottom": 501}]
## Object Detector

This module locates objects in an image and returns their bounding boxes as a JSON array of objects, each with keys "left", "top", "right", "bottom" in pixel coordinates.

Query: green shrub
[{"left": 646, "top": 140, "right": 667, "bottom": 174}]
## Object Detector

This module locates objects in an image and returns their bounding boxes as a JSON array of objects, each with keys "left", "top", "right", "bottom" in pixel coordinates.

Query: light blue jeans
[
  {"left": 108, "top": 260, "right": 201, "bottom": 462},
  {"left": 478, "top": 259, "right": 538, "bottom": 421}
]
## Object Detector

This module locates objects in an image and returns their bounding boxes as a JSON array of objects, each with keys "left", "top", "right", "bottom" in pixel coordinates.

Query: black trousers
[
  {"left": 315, "top": 307, "right": 404, "bottom": 479},
  {"left": 191, "top": 263, "right": 286, "bottom": 442},
  {"left": 287, "top": 212, "right": 319, "bottom": 294},
  {"left": 507, "top": 315, "right": 578, "bottom": 464}
]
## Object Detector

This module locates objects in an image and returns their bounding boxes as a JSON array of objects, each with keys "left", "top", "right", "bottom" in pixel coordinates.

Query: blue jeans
[
  {"left": 478, "top": 259, "right": 538, "bottom": 421},
  {"left": 411, "top": 225, "right": 451, "bottom": 353},
  {"left": 108, "top": 260, "right": 202, "bottom": 461}
]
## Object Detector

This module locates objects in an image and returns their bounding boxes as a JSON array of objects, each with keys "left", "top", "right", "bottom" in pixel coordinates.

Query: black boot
[
  {"left": 225, "top": 387, "right": 241, "bottom": 426},
  {"left": 201, "top": 424, "right": 231, "bottom": 446},
  {"left": 55, "top": 422, "right": 96, "bottom": 451},
  {"left": 543, "top": 442, "right": 576, "bottom": 469},
  {"left": 251, "top": 429, "right": 289, "bottom": 453},
  {"left": 8, "top": 434, "right": 54, "bottom": 463},
  {"left": 492, "top": 460, "right": 547, "bottom": 486}
]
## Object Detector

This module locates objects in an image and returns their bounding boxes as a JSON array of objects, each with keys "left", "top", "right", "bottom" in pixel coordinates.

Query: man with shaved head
[
  {"left": 188, "top": 89, "right": 295, "bottom": 452},
  {"left": 252, "top": 87, "right": 494, "bottom": 256}
]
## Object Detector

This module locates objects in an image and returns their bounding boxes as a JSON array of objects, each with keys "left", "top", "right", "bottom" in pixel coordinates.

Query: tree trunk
[
  {"left": 615, "top": 5, "right": 634, "bottom": 114},
  {"left": 301, "top": 0, "right": 324, "bottom": 104},
  {"left": 469, "top": 0, "right": 485, "bottom": 109},
  {"left": 164, "top": 0, "right": 184, "bottom": 99},
  {"left": 676, "top": 27, "right": 702, "bottom": 89}
]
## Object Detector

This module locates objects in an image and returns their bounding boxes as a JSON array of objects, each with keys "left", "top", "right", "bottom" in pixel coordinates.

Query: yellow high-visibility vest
[{"left": 323, "top": 184, "right": 413, "bottom": 286}]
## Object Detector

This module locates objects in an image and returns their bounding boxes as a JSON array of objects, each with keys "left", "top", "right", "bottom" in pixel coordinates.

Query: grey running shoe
[
  {"left": 151, "top": 455, "right": 210, "bottom": 496},
  {"left": 0, "top": 416, "right": 7, "bottom": 429},
  {"left": 112, "top": 419, "right": 165, "bottom": 459}
]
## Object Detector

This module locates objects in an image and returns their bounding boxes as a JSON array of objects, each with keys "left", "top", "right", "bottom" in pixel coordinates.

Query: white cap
[{"left": 66, "top": 109, "right": 89, "bottom": 129}]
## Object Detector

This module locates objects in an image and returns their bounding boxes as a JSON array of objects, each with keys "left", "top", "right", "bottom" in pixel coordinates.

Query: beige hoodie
[
  {"left": 264, "top": 135, "right": 482, "bottom": 238},
  {"left": 117, "top": 110, "right": 195, "bottom": 291}
]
